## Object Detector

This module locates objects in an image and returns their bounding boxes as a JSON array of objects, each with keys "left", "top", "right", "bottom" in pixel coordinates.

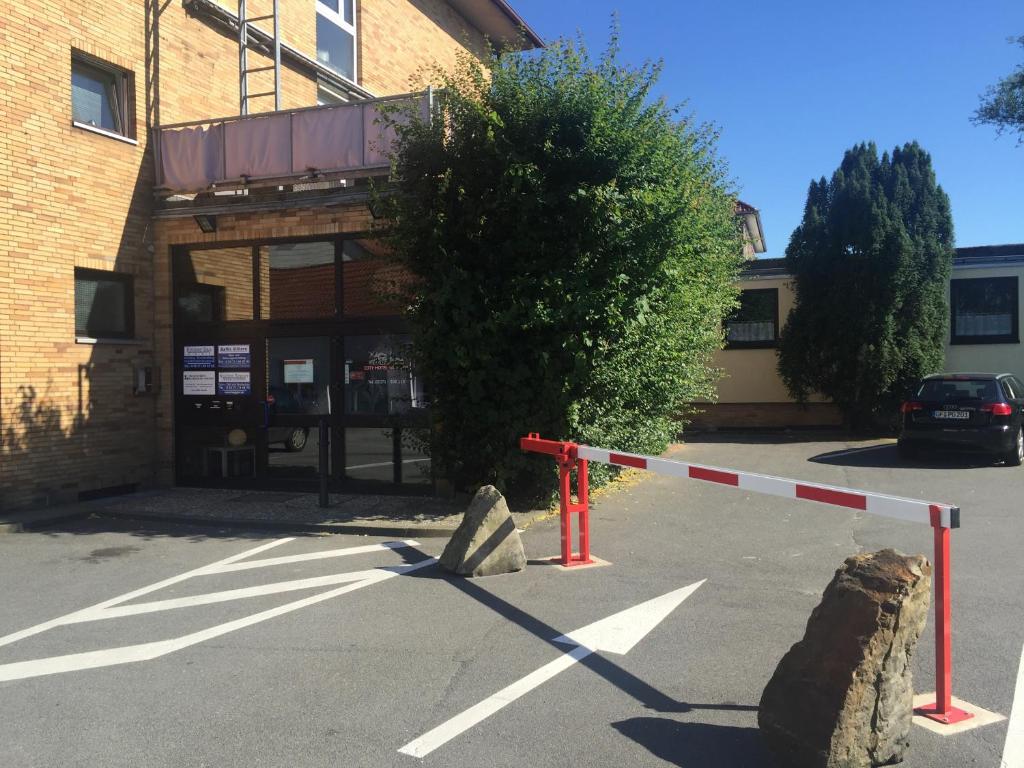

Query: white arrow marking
[
  {"left": 1003, "top": 642, "right": 1024, "bottom": 768},
  {"left": 398, "top": 579, "right": 705, "bottom": 758}
]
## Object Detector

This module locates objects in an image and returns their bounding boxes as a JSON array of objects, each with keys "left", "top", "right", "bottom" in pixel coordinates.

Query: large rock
[
  {"left": 758, "top": 549, "right": 932, "bottom": 768},
  {"left": 439, "top": 486, "right": 526, "bottom": 577}
]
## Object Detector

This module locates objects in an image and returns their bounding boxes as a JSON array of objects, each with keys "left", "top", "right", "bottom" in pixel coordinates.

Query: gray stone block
[{"left": 439, "top": 485, "right": 526, "bottom": 577}]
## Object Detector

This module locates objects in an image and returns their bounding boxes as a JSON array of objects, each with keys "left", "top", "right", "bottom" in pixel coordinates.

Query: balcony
[{"left": 154, "top": 91, "right": 431, "bottom": 197}]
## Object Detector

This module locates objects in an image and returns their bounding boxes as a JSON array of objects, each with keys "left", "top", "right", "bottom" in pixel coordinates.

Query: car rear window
[{"left": 916, "top": 379, "right": 1000, "bottom": 401}]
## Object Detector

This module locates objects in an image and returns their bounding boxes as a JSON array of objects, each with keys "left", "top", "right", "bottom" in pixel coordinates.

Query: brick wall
[
  {"left": 359, "top": 0, "right": 490, "bottom": 94},
  {"left": 0, "top": 3, "right": 156, "bottom": 510},
  {"left": 0, "top": 0, "right": 495, "bottom": 511}
]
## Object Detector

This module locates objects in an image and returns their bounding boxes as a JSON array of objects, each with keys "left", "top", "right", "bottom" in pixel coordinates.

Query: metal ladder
[{"left": 238, "top": 0, "right": 281, "bottom": 115}]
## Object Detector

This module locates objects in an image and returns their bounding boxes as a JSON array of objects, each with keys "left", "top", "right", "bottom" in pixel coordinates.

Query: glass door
[{"left": 263, "top": 336, "right": 334, "bottom": 482}]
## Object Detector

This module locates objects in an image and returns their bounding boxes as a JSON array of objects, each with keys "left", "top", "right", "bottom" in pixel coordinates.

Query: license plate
[{"left": 933, "top": 410, "right": 970, "bottom": 420}]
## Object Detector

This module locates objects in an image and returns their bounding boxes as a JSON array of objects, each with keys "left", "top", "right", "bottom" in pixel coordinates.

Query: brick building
[{"left": 0, "top": 0, "right": 542, "bottom": 510}]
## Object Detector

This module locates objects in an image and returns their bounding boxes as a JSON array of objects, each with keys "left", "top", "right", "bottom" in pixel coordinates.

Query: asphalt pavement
[{"left": 0, "top": 434, "right": 1020, "bottom": 768}]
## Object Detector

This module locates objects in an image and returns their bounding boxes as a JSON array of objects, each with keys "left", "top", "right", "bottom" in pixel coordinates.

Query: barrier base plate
[
  {"left": 912, "top": 693, "right": 1005, "bottom": 735},
  {"left": 534, "top": 555, "right": 611, "bottom": 571}
]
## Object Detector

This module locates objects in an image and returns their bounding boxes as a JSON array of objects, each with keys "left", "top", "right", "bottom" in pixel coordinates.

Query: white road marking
[
  {"left": 399, "top": 646, "right": 593, "bottom": 758},
  {"left": 64, "top": 568, "right": 398, "bottom": 623},
  {"left": 1003, "top": 642, "right": 1024, "bottom": 768},
  {"left": 0, "top": 558, "right": 436, "bottom": 683},
  {"left": 398, "top": 580, "right": 705, "bottom": 758},
  {"left": 206, "top": 540, "right": 420, "bottom": 574},
  {"left": 0, "top": 537, "right": 294, "bottom": 650}
]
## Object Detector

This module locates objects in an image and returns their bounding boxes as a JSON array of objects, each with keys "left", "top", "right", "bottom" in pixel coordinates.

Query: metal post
[
  {"left": 238, "top": 0, "right": 248, "bottom": 115},
  {"left": 318, "top": 417, "right": 329, "bottom": 508},
  {"left": 915, "top": 505, "right": 972, "bottom": 724},
  {"left": 272, "top": 0, "right": 281, "bottom": 111},
  {"left": 577, "top": 458, "right": 590, "bottom": 563}
]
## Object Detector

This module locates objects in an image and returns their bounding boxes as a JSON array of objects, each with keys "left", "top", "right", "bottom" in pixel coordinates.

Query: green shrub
[{"left": 381, "top": 34, "right": 743, "bottom": 505}]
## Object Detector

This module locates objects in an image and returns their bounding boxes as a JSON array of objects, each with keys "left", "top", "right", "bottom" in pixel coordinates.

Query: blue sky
[{"left": 510, "top": 0, "right": 1024, "bottom": 257}]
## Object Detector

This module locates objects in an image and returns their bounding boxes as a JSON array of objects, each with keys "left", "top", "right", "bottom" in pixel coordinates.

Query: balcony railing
[{"left": 154, "top": 90, "right": 431, "bottom": 196}]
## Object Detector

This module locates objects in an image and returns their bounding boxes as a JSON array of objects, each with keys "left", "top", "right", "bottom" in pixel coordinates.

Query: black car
[{"left": 898, "top": 372, "right": 1024, "bottom": 465}]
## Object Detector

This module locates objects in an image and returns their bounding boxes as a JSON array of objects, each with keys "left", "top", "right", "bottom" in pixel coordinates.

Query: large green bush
[{"left": 381, "top": 35, "right": 743, "bottom": 505}]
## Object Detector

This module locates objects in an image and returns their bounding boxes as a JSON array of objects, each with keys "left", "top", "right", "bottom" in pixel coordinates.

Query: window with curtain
[
  {"left": 951, "top": 276, "right": 1019, "bottom": 344},
  {"left": 75, "top": 269, "right": 134, "bottom": 339},
  {"left": 71, "top": 53, "right": 133, "bottom": 139},
  {"left": 725, "top": 288, "right": 778, "bottom": 348}
]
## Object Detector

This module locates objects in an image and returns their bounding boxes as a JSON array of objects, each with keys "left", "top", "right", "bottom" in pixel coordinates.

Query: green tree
[
  {"left": 380, "top": 34, "right": 743, "bottom": 504},
  {"left": 973, "top": 35, "right": 1024, "bottom": 144},
  {"left": 777, "top": 142, "right": 954, "bottom": 430}
]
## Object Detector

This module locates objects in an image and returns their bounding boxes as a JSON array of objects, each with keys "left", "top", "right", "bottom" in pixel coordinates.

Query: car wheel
[
  {"left": 286, "top": 428, "right": 308, "bottom": 452},
  {"left": 897, "top": 440, "right": 918, "bottom": 461},
  {"left": 1005, "top": 427, "right": 1023, "bottom": 467}
]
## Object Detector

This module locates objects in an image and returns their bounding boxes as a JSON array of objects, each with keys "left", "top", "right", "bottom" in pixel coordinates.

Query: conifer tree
[{"left": 777, "top": 142, "right": 954, "bottom": 429}]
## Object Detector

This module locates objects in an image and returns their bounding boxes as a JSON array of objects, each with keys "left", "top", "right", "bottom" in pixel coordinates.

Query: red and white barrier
[{"left": 520, "top": 433, "right": 971, "bottom": 726}]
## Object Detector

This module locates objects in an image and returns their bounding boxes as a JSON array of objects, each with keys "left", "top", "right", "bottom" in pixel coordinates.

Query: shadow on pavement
[
  {"left": 809, "top": 443, "right": 995, "bottom": 470},
  {"left": 612, "top": 718, "right": 770, "bottom": 767},
  {"left": 681, "top": 430, "right": 868, "bottom": 446},
  {"left": 29, "top": 517, "right": 312, "bottom": 543},
  {"left": 404, "top": 551, "right": 757, "bottom": 717}
]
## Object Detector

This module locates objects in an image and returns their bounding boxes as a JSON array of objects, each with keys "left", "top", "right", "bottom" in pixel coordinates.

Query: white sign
[
  {"left": 283, "top": 359, "right": 314, "bottom": 384},
  {"left": 183, "top": 370, "right": 216, "bottom": 396}
]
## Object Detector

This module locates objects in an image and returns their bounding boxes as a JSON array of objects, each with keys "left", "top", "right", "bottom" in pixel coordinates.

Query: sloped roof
[{"left": 448, "top": 0, "right": 544, "bottom": 50}]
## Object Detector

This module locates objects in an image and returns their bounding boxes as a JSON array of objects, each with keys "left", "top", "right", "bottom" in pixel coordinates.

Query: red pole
[
  {"left": 577, "top": 459, "right": 590, "bottom": 563},
  {"left": 558, "top": 458, "right": 572, "bottom": 566},
  {"left": 934, "top": 518, "right": 952, "bottom": 715},
  {"left": 915, "top": 505, "right": 972, "bottom": 724}
]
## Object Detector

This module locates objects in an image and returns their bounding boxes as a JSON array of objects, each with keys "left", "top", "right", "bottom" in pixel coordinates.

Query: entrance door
[{"left": 263, "top": 335, "right": 334, "bottom": 483}]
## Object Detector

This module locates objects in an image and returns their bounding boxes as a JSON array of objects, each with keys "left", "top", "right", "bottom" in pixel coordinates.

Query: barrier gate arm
[{"left": 519, "top": 433, "right": 971, "bottom": 726}]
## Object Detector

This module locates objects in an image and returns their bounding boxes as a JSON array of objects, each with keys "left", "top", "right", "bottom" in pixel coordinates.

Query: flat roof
[{"left": 740, "top": 245, "right": 1024, "bottom": 279}]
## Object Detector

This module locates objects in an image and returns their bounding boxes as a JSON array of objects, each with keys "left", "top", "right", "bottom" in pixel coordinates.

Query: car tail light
[
  {"left": 982, "top": 402, "right": 1013, "bottom": 416},
  {"left": 900, "top": 401, "right": 924, "bottom": 414}
]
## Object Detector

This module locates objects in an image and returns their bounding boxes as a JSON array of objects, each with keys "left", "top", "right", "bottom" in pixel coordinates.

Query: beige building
[
  {"left": 699, "top": 243, "right": 1024, "bottom": 428},
  {"left": 0, "top": 0, "right": 542, "bottom": 511}
]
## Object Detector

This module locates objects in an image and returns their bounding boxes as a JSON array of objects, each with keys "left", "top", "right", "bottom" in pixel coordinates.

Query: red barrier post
[
  {"left": 914, "top": 506, "right": 972, "bottom": 725},
  {"left": 520, "top": 433, "right": 591, "bottom": 566}
]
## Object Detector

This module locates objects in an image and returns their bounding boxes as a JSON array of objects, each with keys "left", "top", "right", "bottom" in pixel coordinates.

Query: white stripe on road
[
  {"left": 1003, "top": 642, "right": 1024, "bottom": 768},
  {"left": 0, "top": 558, "right": 437, "bottom": 683},
  {"left": 64, "top": 568, "right": 399, "bottom": 623},
  {"left": 398, "top": 645, "right": 592, "bottom": 758},
  {"left": 0, "top": 537, "right": 295, "bottom": 650},
  {"left": 206, "top": 540, "right": 420, "bottom": 574}
]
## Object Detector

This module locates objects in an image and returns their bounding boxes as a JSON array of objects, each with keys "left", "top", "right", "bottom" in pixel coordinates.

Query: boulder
[
  {"left": 439, "top": 486, "right": 526, "bottom": 577},
  {"left": 758, "top": 549, "right": 932, "bottom": 768}
]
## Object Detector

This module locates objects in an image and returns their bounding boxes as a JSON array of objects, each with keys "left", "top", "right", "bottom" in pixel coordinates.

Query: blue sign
[
  {"left": 218, "top": 344, "right": 251, "bottom": 369},
  {"left": 183, "top": 345, "right": 215, "bottom": 370},
  {"left": 217, "top": 372, "right": 251, "bottom": 396}
]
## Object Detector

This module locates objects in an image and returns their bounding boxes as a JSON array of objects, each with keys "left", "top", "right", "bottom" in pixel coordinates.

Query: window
[
  {"left": 71, "top": 53, "right": 134, "bottom": 139},
  {"left": 950, "top": 276, "right": 1019, "bottom": 345},
  {"left": 725, "top": 288, "right": 778, "bottom": 348},
  {"left": 175, "top": 284, "right": 225, "bottom": 324},
  {"left": 75, "top": 269, "right": 134, "bottom": 339},
  {"left": 316, "top": 0, "right": 356, "bottom": 82}
]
